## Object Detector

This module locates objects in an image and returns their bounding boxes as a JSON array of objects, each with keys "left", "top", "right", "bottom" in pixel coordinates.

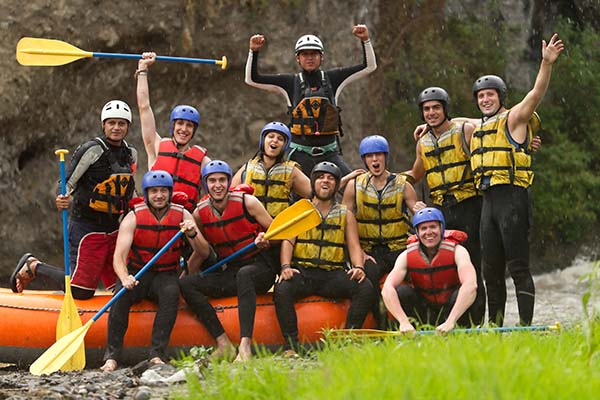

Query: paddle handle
[
  {"left": 55, "top": 149, "right": 70, "bottom": 276},
  {"left": 201, "top": 242, "right": 257, "bottom": 276},
  {"left": 92, "top": 230, "right": 184, "bottom": 322},
  {"left": 92, "top": 52, "right": 227, "bottom": 68}
]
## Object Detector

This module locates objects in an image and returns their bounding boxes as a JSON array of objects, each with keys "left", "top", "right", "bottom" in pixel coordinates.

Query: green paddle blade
[
  {"left": 56, "top": 277, "right": 85, "bottom": 371},
  {"left": 30, "top": 319, "right": 93, "bottom": 376},
  {"left": 265, "top": 199, "right": 321, "bottom": 240},
  {"left": 16, "top": 37, "right": 92, "bottom": 66}
]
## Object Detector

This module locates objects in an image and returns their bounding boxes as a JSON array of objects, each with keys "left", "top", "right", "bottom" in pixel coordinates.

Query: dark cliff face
[{"left": 1, "top": 0, "right": 596, "bottom": 277}]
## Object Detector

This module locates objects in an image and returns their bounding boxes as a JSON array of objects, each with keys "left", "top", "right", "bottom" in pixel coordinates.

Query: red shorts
[{"left": 71, "top": 231, "right": 118, "bottom": 291}]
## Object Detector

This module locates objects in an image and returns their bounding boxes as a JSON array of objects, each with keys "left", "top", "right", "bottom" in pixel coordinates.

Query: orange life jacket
[
  {"left": 128, "top": 203, "right": 185, "bottom": 272},
  {"left": 151, "top": 138, "right": 207, "bottom": 211},
  {"left": 405, "top": 230, "right": 467, "bottom": 305}
]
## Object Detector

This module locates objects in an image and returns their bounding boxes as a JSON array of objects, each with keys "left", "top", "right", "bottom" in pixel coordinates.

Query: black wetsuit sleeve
[{"left": 245, "top": 50, "right": 296, "bottom": 107}]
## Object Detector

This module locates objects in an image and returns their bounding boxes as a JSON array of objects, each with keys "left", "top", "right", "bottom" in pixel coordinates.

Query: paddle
[
  {"left": 327, "top": 323, "right": 561, "bottom": 338},
  {"left": 54, "top": 149, "right": 85, "bottom": 372},
  {"left": 29, "top": 229, "right": 185, "bottom": 376},
  {"left": 16, "top": 37, "right": 227, "bottom": 69},
  {"left": 200, "top": 199, "right": 321, "bottom": 276}
]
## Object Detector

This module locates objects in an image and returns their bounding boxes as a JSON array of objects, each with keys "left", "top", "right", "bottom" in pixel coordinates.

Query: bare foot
[
  {"left": 100, "top": 359, "right": 118, "bottom": 372},
  {"left": 149, "top": 357, "right": 165, "bottom": 365},
  {"left": 234, "top": 338, "right": 252, "bottom": 362},
  {"left": 210, "top": 343, "right": 236, "bottom": 361}
]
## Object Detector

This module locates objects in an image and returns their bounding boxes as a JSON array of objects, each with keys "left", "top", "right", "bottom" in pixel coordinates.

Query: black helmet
[
  {"left": 472, "top": 75, "right": 507, "bottom": 107},
  {"left": 417, "top": 87, "right": 450, "bottom": 121},
  {"left": 310, "top": 161, "right": 341, "bottom": 194}
]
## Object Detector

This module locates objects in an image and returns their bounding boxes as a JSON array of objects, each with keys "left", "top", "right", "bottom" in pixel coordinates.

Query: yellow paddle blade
[
  {"left": 56, "top": 277, "right": 85, "bottom": 371},
  {"left": 16, "top": 37, "right": 92, "bottom": 66},
  {"left": 327, "top": 328, "right": 398, "bottom": 338},
  {"left": 30, "top": 319, "right": 93, "bottom": 375},
  {"left": 265, "top": 199, "right": 321, "bottom": 240}
]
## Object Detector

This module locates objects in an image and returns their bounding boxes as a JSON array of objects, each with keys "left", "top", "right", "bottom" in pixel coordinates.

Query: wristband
[
  {"left": 134, "top": 69, "right": 148, "bottom": 78},
  {"left": 353, "top": 266, "right": 365, "bottom": 271},
  {"left": 187, "top": 231, "right": 198, "bottom": 239},
  {"left": 281, "top": 264, "right": 291, "bottom": 270}
]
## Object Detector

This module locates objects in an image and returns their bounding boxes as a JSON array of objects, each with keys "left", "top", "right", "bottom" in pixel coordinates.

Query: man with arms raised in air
[
  {"left": 245, "top": 25, "right": 376, "bottom": 176},
  {"left": 136, "top": 52, "right": 211, "bottom": 212},
  {"left": 382, "top": 208, "right": 477, "bottom": 333}
]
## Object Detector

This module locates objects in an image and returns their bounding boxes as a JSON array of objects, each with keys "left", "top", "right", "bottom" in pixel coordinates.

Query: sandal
[{"left": 10, "top": 253, "right": 36, "bottom": 293}]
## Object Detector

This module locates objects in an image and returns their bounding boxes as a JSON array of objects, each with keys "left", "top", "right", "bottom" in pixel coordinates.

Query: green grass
[{"left": 173, "top": 322, "right": 600, "bottom": 399}]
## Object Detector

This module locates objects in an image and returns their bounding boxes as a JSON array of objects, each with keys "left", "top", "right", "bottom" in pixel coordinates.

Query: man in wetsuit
[
  {"left": 245, "top": 25, "right": 377, "bottom": 176},
  {"left": 11, "top": 100, "right": 137, "bottom": 299}
]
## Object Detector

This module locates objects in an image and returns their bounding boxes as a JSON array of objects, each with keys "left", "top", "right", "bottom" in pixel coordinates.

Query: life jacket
[
  {"left": 293, "top": 202, "right": 347, "bottom": 271},
  {"left": 196, "top": 192, "right": 263, "bottom": 261},
  {"left": 289, "top": 71, "right": 340, "bottom": 136},
  {"left": 470, "top": 110, "right": 540, "bottom": 190},
  {"left": 243, "top": 157, "right": 297, "bottom": 217},
  {"left": 354, "top": 172, "right": 410, "bottom": 252},
  {"left": 151, "top": 138, "right": 207, "bottom": 211},
  {"left": 128, "top": 203, "right": 185, "bottom": 272},
  {"left": 419, "top": 122, "right": 478, "bottom": 206},
  {"left": 71, "top": 137, "right": 136, "bottom": 225},
  {"left": 406, "top": 230, "right": 467, "bottom": 305}
]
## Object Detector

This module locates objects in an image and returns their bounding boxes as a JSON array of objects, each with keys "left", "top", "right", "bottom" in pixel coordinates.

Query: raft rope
[{"left": 0, "top": 297, "right": 338, "bottom": 314}]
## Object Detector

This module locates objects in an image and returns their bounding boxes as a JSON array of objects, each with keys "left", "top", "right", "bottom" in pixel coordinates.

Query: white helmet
[
  {"left": 295, "top": 34, "right": 324, "bottom": 55},
  {"left": 101, "top": 100, "right": 132, "bottom": 123}
]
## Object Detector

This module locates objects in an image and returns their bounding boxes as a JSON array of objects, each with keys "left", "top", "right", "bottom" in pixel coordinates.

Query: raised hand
[{"left": 542, "top": 33, "right": 564, "bottom": 65}]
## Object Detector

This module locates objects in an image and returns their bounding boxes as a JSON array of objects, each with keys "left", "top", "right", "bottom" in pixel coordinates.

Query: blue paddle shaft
[
  {"left": 92, "top": 52, "right": 221, "bottom": 65},
  {"left": 418, "top": 325, "right": 552, "bottom": 335},
  {"left": 58, "top": 159, "right": 70, "bottom": 276},
  {"left": 200, "top": 242, "right": 257, "bottom": 276},
  {"left": 92, "top": 230, "right": 184, "bottom": 322}
]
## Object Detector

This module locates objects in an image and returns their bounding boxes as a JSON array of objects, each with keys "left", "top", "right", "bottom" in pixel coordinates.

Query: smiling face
[
  {"left": 363, "top": 152, "right": 387, "bottom": 177},
  {"left": 313, "top": 172, "right": 338, "bottom": 201},
  {"left": 417, "top": 221, "right": 442, "bottom": 249},
  {"left": 421, "top": 100, "right": 446, "bottom": 128},
  {"left": 102, "top": 118, "right": 129, "bottom": 145},
  {"left": 172, "top": 119, "right": 196, "bottom": 146},
  {"left": 296, "top": 50, "right": 322, "bottom": 72},
  {"left": 262, "top": 131, "right": 287, "bottom": 158},
  {"left": 206, "top": 172, "right": 229, "bottom": 202},
  {"left": 476, "top": 89, "right": 502, "bottom": 117},
  {"left": 146, "top": 186, "right": 170, "bottom": 210}
]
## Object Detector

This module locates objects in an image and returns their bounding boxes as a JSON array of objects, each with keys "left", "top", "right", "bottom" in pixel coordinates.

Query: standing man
[
  {"left": 469, "top": 34, "right": 564, "bottom": 326},
  {"left": 179, "top": 160, "right": 275, "bottom": 362},
  {"left": 382, "top": 208, "right": 477, "bottom": 334},
  {"left": 11, "top": 101, "right": 137, "bottom": 299},
  {"left": 100, "top": 170, "right": 208, "bottom": 372},
  {"left": 136, "top": 52, "right": 211, "bottom": 212},
  {"left": 245, "top": 25, "right": 377, "bottom": 175},
  {"left": 275, "top": 161, "right": 375, "bottom": 354},
  {"left": 407, "top": 87, "right": 486, "bottom": 325},
  {"left": 342, "top": 135, "right": 425, "bottom": 328}
]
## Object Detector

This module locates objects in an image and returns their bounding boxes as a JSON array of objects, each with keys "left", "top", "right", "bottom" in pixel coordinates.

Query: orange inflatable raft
[{"left": 0, "top": 288, "right": 375, "bottom": 367}]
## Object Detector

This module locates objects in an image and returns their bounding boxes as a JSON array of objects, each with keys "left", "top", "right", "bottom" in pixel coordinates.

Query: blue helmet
[
  {"left": 359, "top": 135, "right": 389, "bottom": 167},
  {"left": 201, "top": 160, "right": 232, "bottom": 193},
  {"left": 259, "top": 121, "right": 292, "bottom": 154},
  {"left": 413, "top": 207, "right": 445, "bottom": 237},
  {"left": 142, "top": 170, "right": 173, "bottom": 202},
  {"left": 170, "top": 105, "right": 200, "bottom": 133}
]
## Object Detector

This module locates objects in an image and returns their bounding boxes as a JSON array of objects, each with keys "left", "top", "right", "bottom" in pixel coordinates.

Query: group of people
[{"left": 9, "top": 24, "right": 564, "bottom": 368}]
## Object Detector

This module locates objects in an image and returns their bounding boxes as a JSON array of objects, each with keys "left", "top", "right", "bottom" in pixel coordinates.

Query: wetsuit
[
  {"left": 33, "top": 137, "right": 137, "bottom": 299},
  {"left": 245, "top": 41, "right": 376, "bottom": 175}
]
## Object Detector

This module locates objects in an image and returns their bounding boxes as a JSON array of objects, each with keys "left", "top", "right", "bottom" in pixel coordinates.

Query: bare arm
[
  {"left": 403, "top": 181, "right": 426, "bottom": 214},
  {"left": 407, "top": 142, "right": 426, "bottom": 184},
  {"left": 345, "top": 209, "right": 366, "bottom": 283},
  {"left": 508, "top": 33, "right": 564, "bottom": 143},
  {"left": 381, "top": 251, "right": 415, "bottom": 333},
  {"left": 245, "top": 194, "right": 274, "bottom": 230},
  {"left": 339, "top": 169, "right": 366, "bottom": 194},
  {"left": 136, "top": 52, "right": 161, "bottom": 168},
  {"left": 436, "top": 245, "right": 477, "bottom": 333},
  {"left": 113, "top": 211, "right": 138, "bottom": 290},
  {"left": 290, "top": 166, "right": 312, "bottom": 199},
  {"left": 182, "top": 209, "right": 210, "bottom": 260},
  {"left": 231, "top": 165, "right": 246, "bottom": 187},
  {"left": 278, "top": 237, "right": 300, "bottom": 281},
  {"left": 341, "top": 178, "right": 356, "bottom": 212}
]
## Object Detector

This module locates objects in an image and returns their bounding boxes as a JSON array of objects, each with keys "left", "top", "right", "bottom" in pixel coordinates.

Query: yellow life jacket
[
  {"left": 293, "top": 202, "right": 347, "bottom": 271},
  {"left": 290, "top": 97, "right": 340, "bottom": 136},
  {"left": 243, "top": 157, "right": 297, "bottom": 217},
  {"left": 470, "top": 110, "right": 540, "bottom": 190},
  {"left": 354, "top": 172, "right": 410, "bottom": 252},
  {"left": 419, "top": 122, "right": 477, "bottom": 206},
  {"left": 89, "top": 173, "right": 135, "bottom": 214}
]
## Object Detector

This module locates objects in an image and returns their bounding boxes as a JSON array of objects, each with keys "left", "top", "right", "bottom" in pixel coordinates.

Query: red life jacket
[
  {"left": 406, "top": 230, "right": 467, "bottom": 305},
  {"left": 128, "top": 203, "right": 185, "bottom": 272},
  {"left": 196, "top": 192, "right": 263, "bottom": 261},
  {"left": 151, "top": 138, "right": 207, "bottom": 211}
]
